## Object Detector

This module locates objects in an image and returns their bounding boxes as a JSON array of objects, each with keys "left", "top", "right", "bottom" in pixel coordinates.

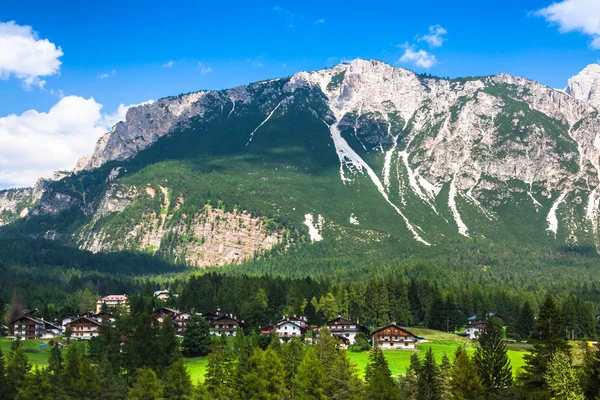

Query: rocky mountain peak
[{"left": 565, "top": 64, "right": 600, "bottom": 108}]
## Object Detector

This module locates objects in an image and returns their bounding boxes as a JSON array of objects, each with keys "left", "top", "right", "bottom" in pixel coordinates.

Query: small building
[
  {"left": 259, "top": 324, "right": 275, "bottom": 336},
  {"left": 202, "top": 310, "right": 227, "bottom": 323},
  {"left": 66, "top": 316, "right": 102, "bottom": 340},
  {"left": 96, "top": 295, "right": 128, "bottom": 313},
  {"left": 372, "top": 323, "right": 418, "bottom": 350},
  {"left": 275, "top": 319, "right": 307, "bottom": 342},
  {"left": 154, "top": 290, "right": 171, "bottom": 300},
  {"left": 210, "top": 315, "right": 245, "bottom": 336},
  {"left": 61, "top": 316, "right": 76, "bottom": 332},
  {"left": 152, "top": 307, "right": 180, "bottom": 324},
  {"left": 11, "top": 316, "right": 61, "bottom": 340},
  {"left": 173, "top": 312, "right": 193, "bottom": 336},
  {"left": 465, "top": 313, "right": 504, "bottom": 340},
  {"left": 326, "top": 316, "right": 369, "bottom": 345}
]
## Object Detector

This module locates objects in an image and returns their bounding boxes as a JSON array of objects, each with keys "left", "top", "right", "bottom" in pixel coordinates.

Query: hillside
[{"left": 3, "top": 59, "right": 600, "bottom": 269}]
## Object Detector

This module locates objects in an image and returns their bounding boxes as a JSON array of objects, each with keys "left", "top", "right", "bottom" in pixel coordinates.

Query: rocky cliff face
[
  {"left": 4, "top": 59, "right": 600, "bottom": 259},
  {"left": 566, "top": 64, "right": 600, "bottom": 109}
]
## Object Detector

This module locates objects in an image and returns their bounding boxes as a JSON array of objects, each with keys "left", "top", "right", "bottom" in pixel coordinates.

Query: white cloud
[
  {"left": 399, "top": 45, "right": 437, "bottom": 68},
  {"left": 0, "top": 21, "right": 63, "bottom": 88},
  {"left": 315, "top": 19, "right": 325, "bottom": 24},
  {"left": 162, "top": 60, "right": 174, "bottom": 68},
  {"left": 97, "top": 69, "right": 117, "bottom": 79},
  {"left": 419, "top": 24, "right": 447, "bottom": 48},
  {"left": 536, "top": 0, "right": 600, "bottom": 49},
  {"left": 246, "top": 56, "right": 265, "bottom": 67},
  {"left": 0, "top": 96, "right": 153, "bottom": 189},
  {"left": 197, "top": 62, "right": 212, "bottom": 74}
]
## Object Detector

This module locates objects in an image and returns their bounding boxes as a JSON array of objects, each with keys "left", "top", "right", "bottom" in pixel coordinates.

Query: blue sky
[{"left": 1, "top": 0, "right": 600, "bottom": 188}]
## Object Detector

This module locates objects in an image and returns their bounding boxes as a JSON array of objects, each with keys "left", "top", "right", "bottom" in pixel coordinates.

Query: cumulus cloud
[
  {"left": 419, "top": 24, "right": 447, "bottom": 48},
  {"left": 0, "top": 96, "right": 153, "bottom": 189},
  {"left": 0, "top": 20, "right": 63, "bottom": 88},
  {"left": 315, "top": 19, "right": 325, "bottom": 24},
  {"left": 197, "top": 62, "right": 212, "bottom": 74},
  {"left": 536, "top": 0, "right": 600, "bottom": 48},
  {"left": 97, "top": 69, "right": 117, "bottom": 79},
  {"left": 399, "top": 45, "right": 437, "bottom": 68},
  {"left": 162, "top": 60, "right": 174, "bottom": 68}
]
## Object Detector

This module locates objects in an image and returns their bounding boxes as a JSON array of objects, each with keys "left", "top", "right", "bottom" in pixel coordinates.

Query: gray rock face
[{"left": 566, "top": 64, "right": 600, "bottom": 109}]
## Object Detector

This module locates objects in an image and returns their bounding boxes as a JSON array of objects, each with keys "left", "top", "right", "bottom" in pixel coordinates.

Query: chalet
[
  {"left": 66, "top": 316, "right": 102, "bottom": 340},
  {"left": 202, "top": 310, "right": 227, "bottom": 323},
  {"left": 12, "top": 316, "right": 61, "bottom": 340},
  {"left": 326, "top": 316, "right": 369, "bottom": 345},
  {"left": 259, "top": 324, "right": 275, "bottom": 336},
  {"left": 275, "top": 319, "right": 307, "bottom": 342},
  {"left": 96, "top": 294, "right": 128, "bottom": 313},
  {"left": 61, "top": 316, "right": 76, "bottom": 331},
  {"left": 173, "top": 312, "right": 193, "bottom": 335},
  {"left": 152, "top": 307, "right": 180, "bottom": 324},
  {"left": 210, "top": 315, "right": 245, "bottom": 336},
  {"left": 372, "top": 323, "right": 418, "bottom": 350},
  {"left": 465, "top": 313, "right": 504, "bottom": 340}
]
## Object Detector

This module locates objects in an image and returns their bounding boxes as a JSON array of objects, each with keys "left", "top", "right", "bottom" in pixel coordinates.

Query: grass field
[{"left": 1, "top": 328, "right": 529, "bottom": 383}]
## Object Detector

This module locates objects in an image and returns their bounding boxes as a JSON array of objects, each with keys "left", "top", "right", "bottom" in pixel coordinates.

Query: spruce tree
[
  {"left": 182, "top": 315, "right": 211, "bottom": 357},
  {"left": 15, "top": 366, "right": 54, "bottom": 400},
  {"left": 280, "top": 338, "right": 304, "bottom": 393},
  {"left": 61, "top": 341, "right": 81, "bottom": 398},
  {"left": 240, "top": 348, "right": 288, "bottom": 400},
  {"left": 450, "top": 346, "right": 484, "bottom": 400},
  {"left": 46, "top": 342, "right": 63, "bottom": 389},
  {"left": 544, "top": 351, "right": 584, "bottom": 400},
  {"left": 73, "top": 357, "right": 101, "bottom": 399},
  {"left": 204, "top": 338, "right": 235, "bottom": 399},
  {"left": 474, "top": 322, "right": 512, "bottom": 398},
  {"left": 294, "top": 347, "right": 327, "bottom": 400},
  {"left": 581, "top": 347, "right": 600, "bottom": 400},
  {"left": 521, "top": 293, "right": 569, "bottom": 395},
  {"left": 0, "top": 347, "right": 8, "bottom": 400},
  {"left": 440, "top": 353, "right": 452, "bottom": 399},
  {"left": 129, "top": 367, "right": 164, "bottom": 400},
  {"left": 417, "top": 347, "right": 444, "bottom": 400},
  {"left": 6, "top": 337, "right": 30, "bottom": 399},
  {"left": 516, "top": 301, "right": 535, "bottom": 341},
  {"left": 163, "top": 358, "right": 194, "bottom": 400},
  {"left": 158, "top": 315, "right": 180, "bottom": 375},
  {"left": 365, "top": 346, "right": 400, "bottom": 400},
  {"left": 400, "top": 353, "right": 421, "bottom": 400},
  {"left": 97, "top": 353, "right": 127, "bottom": 400}
]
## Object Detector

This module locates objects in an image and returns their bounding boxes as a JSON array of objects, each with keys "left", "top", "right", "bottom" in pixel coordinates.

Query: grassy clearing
[{"left": 2, "top": 330, "right": 529, "bottom": 383}]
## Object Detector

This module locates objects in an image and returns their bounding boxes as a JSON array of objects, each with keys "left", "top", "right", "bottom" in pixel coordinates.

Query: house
[
  {"left": 153, "top": 290, "right": 171, "bottom": 300},
  {"left": 326, "top": 316, "right": 369, "bottom": 345},
  {"left": 210, "top": 315, "right": 245, "bottom": 336},
  {"left": 202, "top": 310, "right": 227, "bottom": 323},
  {"left": 259, "top": 324, "right": 275, "bottom": 336},
  {"left": 152, "top": 307, "right": 180, "bottom": 324},
  {"left": 66, "top": 316, "right": 102, "bottom": 340},
  {"left": 11, "top": 316, "right": 61, "bottom": 340},
  {"left": 61, "top": 316, "right": 76, "bottom": 332},
  {"left": 275, "top": 318, "right": 307, "bottom": 342},
  {"left": 93, "top": 311, "right": 115, "bottom": 323},
  {"left": 96, "top": 294, "right": 128, "bottom": 313},
  {"left": 465, "top": 313, "right": 504, "bottom": 340},
  {"left": 372, "top": 323, "right": 419, "bottom": 350},
  {"left": 173, "top": 312, "right": 193, "bottom": 335}
]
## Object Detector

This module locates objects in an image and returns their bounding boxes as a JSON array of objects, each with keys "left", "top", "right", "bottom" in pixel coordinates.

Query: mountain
[{"left": 2, "top": 59, "right": 600, "bottom": 268}]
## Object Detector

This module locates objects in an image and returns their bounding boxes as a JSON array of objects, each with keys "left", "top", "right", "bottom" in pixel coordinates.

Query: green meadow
[{"left": 0, "top": 328, "right": 529, "bottom": 383}]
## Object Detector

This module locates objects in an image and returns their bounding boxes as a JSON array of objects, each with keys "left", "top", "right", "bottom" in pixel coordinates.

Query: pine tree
[
  {"left": 240, "top": 348, "right": 288, "bottom": 400},
  {"left": 97, "top": 354, "right": 127, "bottom": 400},
  {"left": 417, "top": 347, "right": 444, "bottom": 400},
  {"left": 294, "top": 347, "right": 327, "bottom": 400},
  {"left": 365, "top": 346, "right": 400, "bottom": 400},
  {"left": 400, "top": 353, "right": 421, "bottom": 400},
  {"left": 46, "top": 342, "right": 63, "bottom": 389},
  {"left": 163, "top": 358, "right": 194, "bottom": 400},
  {"left": 158, "top": 315, "right": 181, "bottom": 375},
  {"left": 544, "top": 351, "right": 584, "bottom": 400},
  {"left": 0, "top": 347, "right": 9, "bottom": 400},
  {"left": 6, "top": 337, "right": 30, "bottom": 399},
  {"left": 129, "top": 367, "right": 164, "bottom": 400},
  {"left": 15, "top": 366, "right": 54, "bottom": 400},
  {"left": 521, "top": 293, "right": 569, "bottom": 395},
  {"left": 581, "top": 347, "right": 600, "bottom": 400},
  {"left": 440, "top": 353, "right": 452, "bottom": 399},
  {"left": 516, "top": 301, "right": 535, "bottom": 341},
  {"left": 182, "top": 315, "right": 211, "bottom": 357},
  {"left": 474, "top": 322, "right": 512, "bottom": 398},
  {"left": 61, "top": 341, "right": 81, "bottom": 398},
  {"left": 450, "top": 346, "right": 484, "bottom": 400},
  {"left": 204, "top": 338, "right": 235, "bottom": 399},
  {"left": 280, "top": 338, "right": 304, "bottom": 393},
  {"left": 73, "top": 356, "right": 101, "bottom": 399}
]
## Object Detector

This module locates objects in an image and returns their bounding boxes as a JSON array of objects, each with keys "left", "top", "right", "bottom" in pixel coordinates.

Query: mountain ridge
[{"left": 3, "top": 59, "right": 600, "bottom": 266}]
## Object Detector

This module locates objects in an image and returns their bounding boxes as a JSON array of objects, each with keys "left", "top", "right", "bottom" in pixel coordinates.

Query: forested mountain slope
[{"left": 3, "top": 59, "right": 600, "bottom": 268}]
